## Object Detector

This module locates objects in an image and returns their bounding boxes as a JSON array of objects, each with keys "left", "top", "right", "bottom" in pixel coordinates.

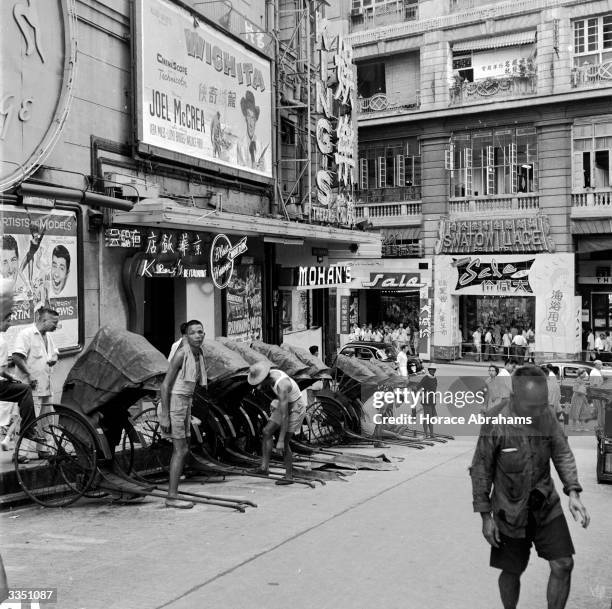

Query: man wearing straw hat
[{"left": 248, "top": 361, "right": 307, "bottom": 485}]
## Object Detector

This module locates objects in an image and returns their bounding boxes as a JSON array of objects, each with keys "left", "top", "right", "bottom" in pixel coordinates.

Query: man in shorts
[
  {"left": 247, "top": 361, "right": 307, "bottom": 485},
  {"left": 160, "top": 320, "right": 207, "bottom": 509},
  {"left": 470, "top": 366, "right": 590, "bottom": 609}
]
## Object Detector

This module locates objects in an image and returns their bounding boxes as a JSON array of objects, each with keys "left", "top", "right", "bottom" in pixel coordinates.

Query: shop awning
[
  {"left": 453, "top": 31, "right": 536, "bottom": 52},
  {"left": 112, "top": 198, "right": 382, "bottom": 248},
  {"left": 572, "top": 219, "right": 612, "bottom": 237},
  {"left": 576, "top": 236, "right": 612, "bottom": 254},
  {"left": 380, "top": 227, "right": 421, "bottom": 240}
]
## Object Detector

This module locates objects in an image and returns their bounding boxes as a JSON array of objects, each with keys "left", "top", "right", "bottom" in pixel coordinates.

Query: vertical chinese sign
[
  {"left": 339, "top": 295, "right": 350, "bottom": 334},
  {"left": 312, "top": 11, "right": 356, "bottom": 227}
]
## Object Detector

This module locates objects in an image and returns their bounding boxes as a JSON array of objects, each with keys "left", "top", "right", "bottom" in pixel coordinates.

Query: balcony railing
[
  {"left": 358, "top": 92, "right": 420, "bottom": 115},
  {"left": 449, "top": 73, "right": 537, "bottom": 106},
  {"left": 571, "top": 190, "right": 612, "bottom": 218},
  {"left": 355, "top": 201, "right": 422, "bottom": 226},
  {"left": 571, "top": 60, "right": 612, "bottom": 89},
  {"left": 449, "top": 194, "right": 539, "bottom": 216},
  {"left": 356, "top": 186, "right": 422, "bottom": 203},
  {"left": 349, "top": 1, "right": 418, "bottom": 33}
]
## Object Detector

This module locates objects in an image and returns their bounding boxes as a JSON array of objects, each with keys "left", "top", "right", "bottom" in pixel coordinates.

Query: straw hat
[{"left": 247, "top": 361, "right": 271, "bottom": 386}]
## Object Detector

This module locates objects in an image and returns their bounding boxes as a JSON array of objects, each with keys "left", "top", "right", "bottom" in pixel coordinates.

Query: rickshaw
[{"left": 13, "top": 327, "right": 256, "bottom": 511}]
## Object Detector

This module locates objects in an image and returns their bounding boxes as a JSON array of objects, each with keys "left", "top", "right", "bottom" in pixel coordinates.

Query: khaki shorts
[
  {"left": 158, "top": 394, "right": 192, "bottom": 440},
  {"left": 269, "top": 396, "right": 307, "bottom": 435}
]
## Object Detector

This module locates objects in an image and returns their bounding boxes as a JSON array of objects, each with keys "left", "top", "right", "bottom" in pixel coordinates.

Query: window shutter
[
  {"left": 464, "top": 147, "right": 472, "bottom": 196},
  {"left": 396, "top": 155, "right": 405, "bottom": 186},
  {"left": 378, "top": 157, "right": 386, "bottom": 188},
  {"left": 444, "top": 143, "right": 455, "bottom": 170},
  {"left": 359, "top": 158, "right": 368, "bottom": 190},
  {"left": 486, "top": 145, "right": 495, "bottom": 195},
  {"left": 572, "top": 151, "right": 584, "bottom": 190},
  {"left": 510, "top": 143, "right": 518, "bottom": 193}
]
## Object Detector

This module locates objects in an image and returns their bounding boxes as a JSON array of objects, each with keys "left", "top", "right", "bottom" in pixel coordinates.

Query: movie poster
[
  {"left": 1, "top": 205, "right": 79, "bottom": 351},
  {"left": 225, "top": 264, "right": 262, "bottom": 342}
]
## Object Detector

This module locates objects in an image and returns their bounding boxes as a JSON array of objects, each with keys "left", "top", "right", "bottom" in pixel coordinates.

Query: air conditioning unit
[{"left": 104, "top": 173, "right": 160, "bottom": 199}]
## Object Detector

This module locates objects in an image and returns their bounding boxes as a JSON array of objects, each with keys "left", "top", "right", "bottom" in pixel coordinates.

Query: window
[
  {"left": 448, "top": 127, "right": 537, "bottom": 197},
  {"left": 357, "top": 138, "right": 421, "bottom": 195},
  {"left": 452, "top": 50, "right": 473, "bottom": 82},
  {"left": 572, "top": 120, "right": 612, "bottom": 190},
  {"left": 573, "top": 14, "right": 612, "bottom": 67},
  {"left": 357, "top": 62, "right": 386, "bottom": 98}
]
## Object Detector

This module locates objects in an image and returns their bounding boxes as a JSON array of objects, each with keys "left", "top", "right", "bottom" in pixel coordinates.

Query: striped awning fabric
[{"left": 453, "top": 31, "right": 536, "bottom": 52}]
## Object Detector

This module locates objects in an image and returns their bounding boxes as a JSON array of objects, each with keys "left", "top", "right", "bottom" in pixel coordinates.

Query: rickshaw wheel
[
  {"left": 14, "top": 410, "right": 98, "bottom": 508},
  {"left": 305, "top": 396, "right": 347, "bottom": 445},
  {"left": 128, "top": 407, "right": 172, "bottom": 475}
]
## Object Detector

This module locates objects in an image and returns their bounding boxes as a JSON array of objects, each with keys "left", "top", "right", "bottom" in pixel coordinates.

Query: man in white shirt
[
  {"left": 586, "top": 328, "right": 595, "bottom": 360},
  {"left": 497, "top": 360, "right": 515, "bottom": 400},
  {"left": 484, "top": 328, "right": 493, "bottom": 361},
  {"left": 396, "top": 344, "right": 409, "bottom": 377},
  {"left": 472, "top": 327, "right": 482, "bottom": 362},
  {"left": 589, "top": 360, "right": 603, "bottom": 387},
  {"left": 372, "top": 328, "right": 383, "bottom": 342},
  {"left": 502, "top": 328, "right": 512, "bottom": 362},
  {"left": 594, "top": 333, "right": 604, "bottom": 355},
  {"left": 512, "top": 331, "right": 528, "bottom": 365},
  {"left": 0, "top": 312, "right": 39, "bottom": 457},
  {"left": 12, "top": 307, "right": 59, "bottom": 418}
]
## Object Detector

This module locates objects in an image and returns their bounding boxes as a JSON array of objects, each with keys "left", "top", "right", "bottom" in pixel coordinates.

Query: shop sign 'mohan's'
[{"left": 296, "top": 266, "right": 351, "bottom": 289}]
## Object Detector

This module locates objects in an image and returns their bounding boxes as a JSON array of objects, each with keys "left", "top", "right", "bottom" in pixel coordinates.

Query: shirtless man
[{"left": 247, "top": 361, "right": 307, "bottom": 484}]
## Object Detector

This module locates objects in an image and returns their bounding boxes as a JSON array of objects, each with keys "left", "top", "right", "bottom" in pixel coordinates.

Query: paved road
[{"left": 1, "top": 364, "right": 611, "bottom": 609}]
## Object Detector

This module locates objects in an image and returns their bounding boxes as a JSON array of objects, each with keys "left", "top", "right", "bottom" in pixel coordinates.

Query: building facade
[
  {"left": 336, "top": 0, "right": 612, "bottom": 360},
  {"left": 0, "top": 0, "right": 379, "bottom": 398}
]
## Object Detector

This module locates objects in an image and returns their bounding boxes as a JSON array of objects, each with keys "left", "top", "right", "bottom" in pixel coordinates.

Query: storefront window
[
  {"left": 449, "top": 127, "right": 537, "bottom": 197},
  {"left": 281, "top": 289, "right": 310, "bottom": 334}
]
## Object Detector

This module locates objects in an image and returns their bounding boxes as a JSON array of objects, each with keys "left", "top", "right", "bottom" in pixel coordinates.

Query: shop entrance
[
  {"left": 460, "top": 295, "right": 535, "bottom": 356},
  {"left": 365, "top": 290, "right": 420, "bottom": 329},
  {"left": 143, "top": 278, "right": 175, "bottom": 356}
]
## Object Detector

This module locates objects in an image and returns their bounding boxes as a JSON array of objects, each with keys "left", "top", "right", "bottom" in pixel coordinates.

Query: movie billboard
[
  {"left": 135, "top": 0, "right": 273, "bottom": 180},
  {"left": 1, "top": 205, "right": 79, "bottom": 351},
  {"left": 225, "top": 264, "right": 262, "bottom": 342}
]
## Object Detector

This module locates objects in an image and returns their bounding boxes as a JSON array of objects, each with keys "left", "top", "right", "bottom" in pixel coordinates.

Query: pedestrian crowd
[
  {"left": 469, "top": 324, "right": 535, "bottom": 364},
  {"left": 349, "top": 322, "right": 420, "bottom": 354},
  {"left": 584, "top": 327, "right": 612, "bottom": 360}
]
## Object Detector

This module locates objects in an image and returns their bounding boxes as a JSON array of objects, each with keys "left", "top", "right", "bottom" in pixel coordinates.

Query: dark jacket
[{"left": 469, "top": 401, "right": 582, "bottom": 538}]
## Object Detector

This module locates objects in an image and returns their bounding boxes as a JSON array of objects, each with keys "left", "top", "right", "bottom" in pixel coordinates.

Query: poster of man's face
[
  {"left": 51, "top": 244, "right": 70, "bottom": 296},
  {"left": 1, "top": 235, "right": 19, "bottom": 280}
]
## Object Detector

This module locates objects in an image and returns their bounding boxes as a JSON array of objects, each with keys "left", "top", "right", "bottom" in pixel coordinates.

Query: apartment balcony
[
  {"left": 448, "top": 194, "right": 539, "bottom": 218},
  {"left": 349, "top": 1, "right": 418, "bottom": 34},
  {"left": 357, "top": 92, "right": 420, "bottom": 117},
  {"left": 357, "top": 186, "right": 422, "bottom": 203},
  {"left": 571, "top": 190, "right": 612, "bottom": 219},
  {"left": 571, "top": 60, "right": 612, "bottom": 90},
  {"left": 355, "top": 200, "right": 422, "bottom": 227},
  {"left": 449, "top": 73, "right": 537, "bottom": 107}
]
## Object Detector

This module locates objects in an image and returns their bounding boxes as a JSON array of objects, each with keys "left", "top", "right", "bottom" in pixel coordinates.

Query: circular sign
[
  {"left": 0, "top": 1, "right": 76, "bottom": 192},
  {"left": 210, "top": 234, "right": 235, "bottom": 289}
]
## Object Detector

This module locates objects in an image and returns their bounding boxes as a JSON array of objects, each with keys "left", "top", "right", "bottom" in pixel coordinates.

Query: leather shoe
[
  {"left": 12, "top": 454, "right": 29, "bottom": 464},
  {"left": 37, "top": 450, "right": 52, "bottom": 460}
]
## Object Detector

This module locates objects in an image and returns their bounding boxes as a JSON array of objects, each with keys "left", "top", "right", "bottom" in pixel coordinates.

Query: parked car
[
  {"left": 547, "top": 361, "right": 612, "bottom": 403},
  {"left": 337, "top": 341, "right": 424, "bottom": 374}
]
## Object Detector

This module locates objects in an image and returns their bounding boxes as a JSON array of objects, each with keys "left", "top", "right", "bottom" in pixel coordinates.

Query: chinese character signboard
[
  {"left": 339, "top": 295, "right": 350, "bottom": 334},
  {"left": 105, "top": 226, "right": 208, "bottom": 278},
  {"left": 454, "top": 258, "right": 534, "bottom": 293},
  {"left": 1, "top": 205, "right": 79, "bottom": 352},
  {"left": 225, "top": 264, "right": 262, "bottom": 342},
  {"left": 434, "top": 216, "right": 555, "bottom": 255},
  {"left": 311, "top": 11, "right": 356, "bottom": 227},
  {"left": 134, "top": 0, "right": 272, "bottom": 180},
  {"left": 0, "top": 2, "right": 76, "bottom": 191},
  {"left": 472, "top": 46, "right": 535, "bottom": 79}
]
